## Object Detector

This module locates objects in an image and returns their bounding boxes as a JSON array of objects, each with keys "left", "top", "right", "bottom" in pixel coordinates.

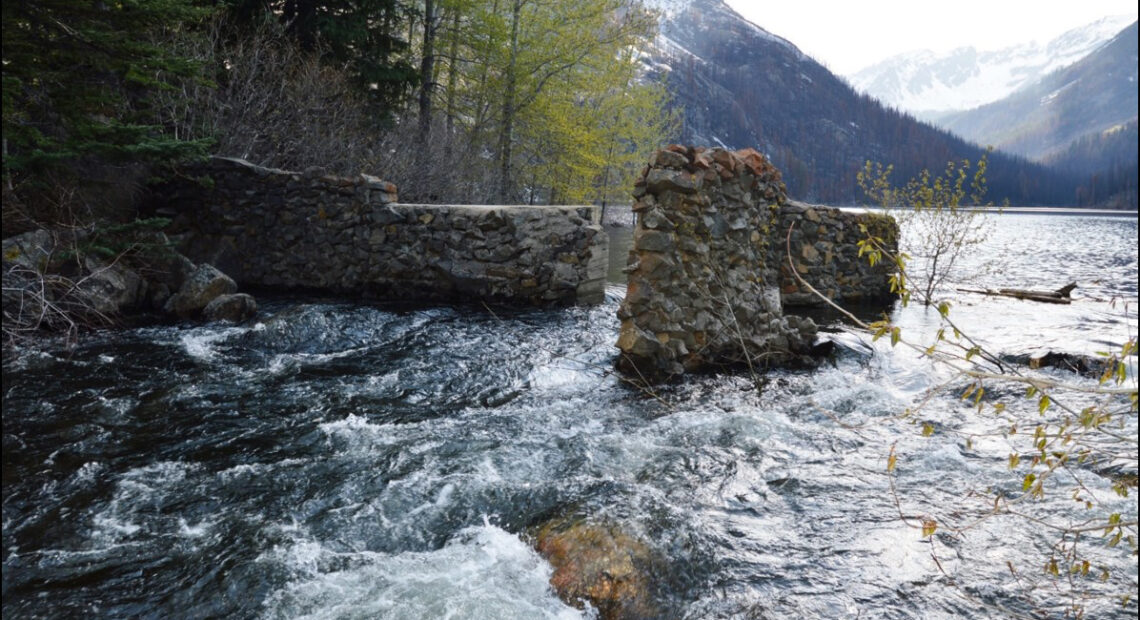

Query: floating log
[{"left": 957, "top": 282, "right": 1077, "bottom": 304}]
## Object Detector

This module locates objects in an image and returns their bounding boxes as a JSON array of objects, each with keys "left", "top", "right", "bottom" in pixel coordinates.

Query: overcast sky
[{"left": 723, "top": 0, "right": 1139, "bottom": 74}]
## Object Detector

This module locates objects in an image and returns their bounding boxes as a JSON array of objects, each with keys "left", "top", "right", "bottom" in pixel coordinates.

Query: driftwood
[{"left": 957, "top": 282, "right": 1077, "bottom": 304}]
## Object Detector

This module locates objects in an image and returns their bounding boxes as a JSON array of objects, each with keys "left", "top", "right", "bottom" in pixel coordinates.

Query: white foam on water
[
  {"left": 217, "top": 458, "right": 307, "bottom": 481},
  {"left": 92, "top": 513, "right": 142, "bottom": 538},
  {"left": 406, "top": 482, "right": 457, "bottom": 518},
  {"left": 93, "top": 395, "right": 137, "bottom": 419},
  {"left": 318, "top": 414, "right": 407, "bottom": 449},
  {"left": 177, "top": 518, "right": 214, "bottom": 538},
  {"left": 526, "top": 359, "right": 597, "bottom": 391},
  {"left": 88, "top": 461, "right": 197, "bottom": 547},
  {"left": 260, "top": 523, "right": 585, "bottom": 620},
  {"left": 72, "top": 461, "right": 105, "bottom": 483},
  {"left": 179, "top": 328, "right": 243, "bottom": 363}
]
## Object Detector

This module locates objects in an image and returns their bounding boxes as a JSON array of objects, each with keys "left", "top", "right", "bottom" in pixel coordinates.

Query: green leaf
[
  {"left": 1022, "top": 473, "right": 1036, "bottom": 492},
  {"left": 921, "top": 519, "right": 937, "bottom": 537},
  {"left": 1038, "top": 395, "right": 1050, "bottom": 415}
]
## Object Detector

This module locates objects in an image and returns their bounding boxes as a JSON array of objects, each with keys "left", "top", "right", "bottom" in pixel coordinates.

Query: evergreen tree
[
  {"left": 223, "top": 0, "right": 420, "bottom": 113},
  {"left": 2, "top": 0, "right": 211, "bottom": 174},
  {"left": 2, "top": 0, "right": 212, "bottom": 225}
]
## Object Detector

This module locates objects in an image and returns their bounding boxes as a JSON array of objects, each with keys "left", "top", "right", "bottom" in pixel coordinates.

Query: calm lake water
[{"left": 3, "top": 213, "right": 1137, "bottom": 618}]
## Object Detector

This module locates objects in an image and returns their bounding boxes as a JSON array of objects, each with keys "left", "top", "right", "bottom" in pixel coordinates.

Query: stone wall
[
  {"left": 616, "top": 146, "right": 819, "bottom": 380},
  {"left": 771, "top": 200, "right": 898, "bottom": 307},
  {"left": 162, "top": 157, "right": 608, "bottom": 305}
]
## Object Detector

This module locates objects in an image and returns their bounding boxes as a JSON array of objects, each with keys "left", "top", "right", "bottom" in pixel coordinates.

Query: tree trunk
[
  {"left": 417, "top": 0, "right": 437, "bottom": 147},
  {"left": 496, "top": 0, "right": 522, "bottom": 203},
  {"left": 444, "top": 9, "right": 460, "bottom": 137}
]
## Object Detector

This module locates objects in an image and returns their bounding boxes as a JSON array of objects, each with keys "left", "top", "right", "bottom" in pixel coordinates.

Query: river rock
[
  {"left": 164, "top": 263, "right": 238, "bottom": 319},
  {"left": 532, "top": 518, "right": 660, "bottom": 620},
  {"left": 2, "top": 229, "right": 54, "bottom": 271},
  {"left": 202, "top": 293, "right": 258, "bottom": 323}
]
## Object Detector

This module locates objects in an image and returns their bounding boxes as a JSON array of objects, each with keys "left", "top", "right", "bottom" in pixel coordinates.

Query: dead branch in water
[{"left": 956, "top": 282, "right": 1077, "bottom": 304}]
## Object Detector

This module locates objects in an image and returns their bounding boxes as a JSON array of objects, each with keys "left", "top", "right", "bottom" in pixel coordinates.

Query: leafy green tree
[
  {"left": 857, "top": 150, "right": 999, "bottom": 306},
  {"left": 402, "top": 0, "right": 673, "bottom": 205}
]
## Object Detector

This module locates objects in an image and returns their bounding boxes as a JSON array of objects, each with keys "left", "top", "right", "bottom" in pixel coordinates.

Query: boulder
[
  {"left": 2, "top": 229, "right": 54, "bottom": 271},
  {"left": 78, "top": 257, "right": 147, "bottom": 316},
  {"left": 532, "top": 519, "right": 660, "bottom": 620},
  {"left": 202, "top": 293, "right": 258, "bottom": 323},
  {"left": 164, "top": 263, "right": 238, "bottom": 319}
]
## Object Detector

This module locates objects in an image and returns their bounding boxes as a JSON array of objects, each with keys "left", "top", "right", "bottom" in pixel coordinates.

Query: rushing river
[{"left": 3, "top": 213, "right": 1137, "bottom": 619}]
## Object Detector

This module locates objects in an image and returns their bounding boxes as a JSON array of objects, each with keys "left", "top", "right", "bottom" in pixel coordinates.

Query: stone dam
[
  {"left": 163, "top": 157, "right": 608, "bottom": 305},
  {"left": 162, "top": 154, "right": 897, "bottom": 327}
]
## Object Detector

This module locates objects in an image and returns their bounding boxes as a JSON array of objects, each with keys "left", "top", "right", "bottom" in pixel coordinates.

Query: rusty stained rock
[{"left": 532, "top": 519, "right": 662, "bottom": 620}]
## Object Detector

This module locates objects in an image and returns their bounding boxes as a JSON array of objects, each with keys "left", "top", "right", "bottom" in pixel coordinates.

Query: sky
[{"left": 723, "top": 0, "right": 1139, "bottom": 75}]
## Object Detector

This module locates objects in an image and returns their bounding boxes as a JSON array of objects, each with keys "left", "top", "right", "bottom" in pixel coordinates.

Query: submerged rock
[
  {"left": 532, "top": 518, "right": 661, "bottom": 620},
  {"left": 1001, "top": 350, "right": 1112, "bottom": 378},
  {"left": 202, "top": 293, "right": 258, "bottom": 323}
]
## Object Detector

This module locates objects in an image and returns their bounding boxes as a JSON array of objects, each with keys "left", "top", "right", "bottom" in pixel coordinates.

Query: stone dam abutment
[{"left": 161, "top": 154, "right": 897, "bottom": 324}]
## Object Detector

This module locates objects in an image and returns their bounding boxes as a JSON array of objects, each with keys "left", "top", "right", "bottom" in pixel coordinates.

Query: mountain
[
  {"left": 644, "top": 0, "right": 1078, "bottom": 205},
  {"left": 1045, "top": 120, "right": 1138, "bottom": 209},
  {"left": 937, "top": 22, "right": 1138, "bottom": 162},
  {"left": 845, "top": 15, "right": 1135, "bottom": 118}
]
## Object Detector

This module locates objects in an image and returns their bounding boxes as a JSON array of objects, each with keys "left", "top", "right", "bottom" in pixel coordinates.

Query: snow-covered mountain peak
[{"left": 845, "top": 15, "right": 1136, "bottom": 115}]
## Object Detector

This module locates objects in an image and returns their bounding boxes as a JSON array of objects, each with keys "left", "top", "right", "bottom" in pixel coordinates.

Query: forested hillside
[
  {"left": 1045, "top": 120, "right": 1139, "bottom": 208},
  {"left": 939, "top": 22, "right": 1138, "bottom": 162}
]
